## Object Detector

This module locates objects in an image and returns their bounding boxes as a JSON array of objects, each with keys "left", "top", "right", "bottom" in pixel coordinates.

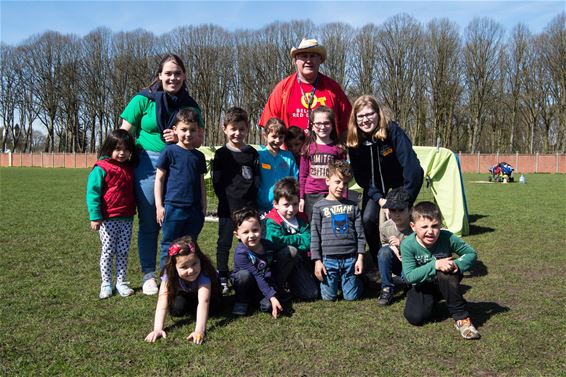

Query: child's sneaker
[
  {"left": 99, "top": 283, "right": 113, "bottom": 299},
  {"left": 220, "top": 276, "right": 231, "bottom": 295},
  {"left": 142, "top": 277, "right": 159, "bottom": 295},
  {"left": 116, "top": 282, "right": 134, "bottom": 297},
  {"left": 377, "top": 287, "right": 393, "bottom": 306},
  {"left": 232, "top": 302, "right": 248, "bottom": 316},
  {"left": 455, "top": 317, "right": 481, "bottom": 339}
]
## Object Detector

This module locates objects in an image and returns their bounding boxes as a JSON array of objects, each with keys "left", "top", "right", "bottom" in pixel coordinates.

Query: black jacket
[{"left": 348, "top": 122, "right": 423, "bottom": 204}]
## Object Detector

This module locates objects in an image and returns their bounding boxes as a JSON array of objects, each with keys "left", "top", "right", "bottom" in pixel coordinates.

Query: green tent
[{"left": 413, "top": 146, "right": 469, "bottom": 236}]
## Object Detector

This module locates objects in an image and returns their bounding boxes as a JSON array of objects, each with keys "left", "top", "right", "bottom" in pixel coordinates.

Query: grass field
[{"left": 1, "top": 168, "right": 565, "bottom": 376}]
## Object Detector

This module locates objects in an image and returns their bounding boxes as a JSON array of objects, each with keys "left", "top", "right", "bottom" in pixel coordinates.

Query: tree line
[{"left": 1, "top": 13, "right": 564, "bottom": 154}]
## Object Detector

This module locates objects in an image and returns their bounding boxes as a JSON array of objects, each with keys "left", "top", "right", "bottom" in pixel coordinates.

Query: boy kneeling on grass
[{"left": 401, "top": 201, "right": 480, "bottom": 339}]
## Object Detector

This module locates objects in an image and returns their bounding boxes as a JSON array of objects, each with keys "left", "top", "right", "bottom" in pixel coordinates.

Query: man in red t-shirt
[{"left": 259, "top": 38, "right": 352, "bottom": 138}]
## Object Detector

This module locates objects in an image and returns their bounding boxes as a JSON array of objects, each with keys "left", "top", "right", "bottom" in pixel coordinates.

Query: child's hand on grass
[
  {"left": 187, "top": 331, "right": 205, "bottom": 345},
  {"left": 314, "top": 260, "right": 327, "bottom": 281},
  {"left": 270, "top": 297, "right": 282, "bottom": 319},
  {"left": 145, "top": 329, "right": 166, "bottom": 343},
  {"left": 90, "top": 220, "right": 101, "bottom": 231}
]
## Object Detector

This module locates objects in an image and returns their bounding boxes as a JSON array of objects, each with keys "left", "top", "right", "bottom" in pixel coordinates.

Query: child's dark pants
[{"left": 404, "top": 271, "right": 469, "bottom": 326}]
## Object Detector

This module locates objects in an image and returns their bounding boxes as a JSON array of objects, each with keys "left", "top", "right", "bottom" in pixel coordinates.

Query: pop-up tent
[
  {"left": 198, "top": 145, "right": 469, "bottom": 236},
  {"left": 413, "top": 146, "right": 469, "bottom": 236}
]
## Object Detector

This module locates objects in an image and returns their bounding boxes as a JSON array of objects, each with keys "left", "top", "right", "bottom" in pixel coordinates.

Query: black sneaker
[{"left": 377, "top": 287, "right": 394, "bottom": 306}]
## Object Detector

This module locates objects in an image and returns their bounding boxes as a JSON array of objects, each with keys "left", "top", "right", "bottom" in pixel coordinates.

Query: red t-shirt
[{"left": 287, "top": 81, "right": 337, "bottom": 131}]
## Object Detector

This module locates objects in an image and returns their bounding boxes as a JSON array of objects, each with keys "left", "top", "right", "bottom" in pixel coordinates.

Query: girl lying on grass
[{"left": 145, "top": 236, "right": 220, "bottom": 345}]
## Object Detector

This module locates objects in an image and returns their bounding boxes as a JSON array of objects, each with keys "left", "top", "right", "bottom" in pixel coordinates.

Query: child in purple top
[
  {"left": 145, "top": 236, "right": 220, "bottom": 345},
  {"left": 299, "top": 106, "right": 347, "bottom": 222},
  {"left": 231, "top": 208, "right": 285, "bottom": 318}
]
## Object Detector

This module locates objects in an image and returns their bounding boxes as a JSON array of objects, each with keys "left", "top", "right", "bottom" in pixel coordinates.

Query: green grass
[{"left": 1, "top": 168, "right": 565, "bottom": 376}]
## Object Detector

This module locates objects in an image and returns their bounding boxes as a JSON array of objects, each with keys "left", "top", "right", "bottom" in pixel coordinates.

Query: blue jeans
[
  {"left": 320, "top": 255, "right": 363, "bottom": 301},
  {"left": 377, "top": 245, "right": 404, "bottom": 290},
  {"left": 133, "top": 149, "right": 161, "bottom": 277},
  {"left": 160, "top": 204, "right": 204, "bottom": 270}
]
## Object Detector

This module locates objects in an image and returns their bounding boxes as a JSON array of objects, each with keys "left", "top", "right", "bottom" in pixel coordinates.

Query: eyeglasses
[
  {"left": 312, "top": 121, "right": 331, "bottom": 128},
  {"left": 295, "top": 53, "right": 321, "bottom": 61},
  {"left": 356, "top": 111, "right": 377, "bottom": 122}
]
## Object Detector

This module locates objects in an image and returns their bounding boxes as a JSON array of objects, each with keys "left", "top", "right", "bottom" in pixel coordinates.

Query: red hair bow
[{"left": 168, "top": 244, "right": 182, "bottom": 256}]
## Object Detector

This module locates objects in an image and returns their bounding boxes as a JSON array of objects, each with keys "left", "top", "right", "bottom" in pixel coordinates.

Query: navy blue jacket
[{"left": 348, "top": 122, "right": 423, "bottom": 204}]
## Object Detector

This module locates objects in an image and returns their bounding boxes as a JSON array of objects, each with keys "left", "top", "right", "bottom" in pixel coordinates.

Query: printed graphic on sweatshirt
[
  {"left": 242, "top": 166, "right": 253, "bottom": 180},
  {"left": 322, "top": 203, "right": 354, "bottom": 239},
  {"left": 309, "top": 153, "right": 337, "bottom": 178}
]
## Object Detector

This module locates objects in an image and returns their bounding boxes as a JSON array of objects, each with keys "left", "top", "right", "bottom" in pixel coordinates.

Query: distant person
[
  {"left": 231, "top": 208, "right": 284, "bottom": 318},
  {"left": 120, "top": 54, "right": 203, "bottom": 295},
  {"left": 86, "top": 129, "right": 136, "bottom": 299},
  {"left": 154, "top": 108, "right": 207, "bottom": 271},
  {"left": 211, "top": 107, "right": 259, "bottom": 295},
  {"left": 257, "top": 118, "right": 298, "bottom": 214},
  {"left": 310, "top": 160, "right": 365, "bottom": 301},
  {"left": 259, "top": 38, "right": 351, "bottom": 138},
  {"left": 346, "top": 95, "right": 423, "bottom": 266},
  {"left": 145, "top": 236, "right": 220, "bottom": 345},
  {"left": 376, "top": 188, "right": 413, "bottom": 306},
  {"left": 264, "top": 177, "right": 319, "bottom": 300},
  {"left": 285, "top": 125, "right": 306, "bottom": 166},
  {"left": 401, "top": 201, "right": 480, "bottom": 339},
  {"left": 299, "top": 106, "right": 347, "bottom": 222}
]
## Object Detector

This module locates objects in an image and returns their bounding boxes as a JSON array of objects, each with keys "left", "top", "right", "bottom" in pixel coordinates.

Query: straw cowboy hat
[{"left": 290, "top": 38, "right": 327, "bottom": 63}]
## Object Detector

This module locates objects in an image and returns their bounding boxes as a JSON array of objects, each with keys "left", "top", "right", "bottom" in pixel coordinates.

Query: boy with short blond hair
[
  {"left": 257, "top": 118, "right": 299, "bottom": 213},
  {"left": 401, "top": 201, "right": 480, "bottom": 339},
  {"left": 265, "top": 177, "right": 319, "bottom": 300},
  {"left": 310, "top": 160, "right": 365, "bottom": 301},
  {"left": 212, "top": 107, "right": 259, "bottom": 294}
]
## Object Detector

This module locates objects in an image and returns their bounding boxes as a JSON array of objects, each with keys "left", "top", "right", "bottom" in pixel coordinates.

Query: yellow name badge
[
  {"left": 262, "top": 163, "right": 271, "bottom": 170},
  {"left": 382, "top": 147, "right": 393, "bottom": 157}
]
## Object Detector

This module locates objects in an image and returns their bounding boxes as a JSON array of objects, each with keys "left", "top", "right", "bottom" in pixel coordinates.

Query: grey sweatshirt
[{"left": 310, "top": 198, "right": 366, "bottom": 260}]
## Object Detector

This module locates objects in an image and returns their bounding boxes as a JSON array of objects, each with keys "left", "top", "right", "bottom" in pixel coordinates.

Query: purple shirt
[
  {"left": 299, "top": 143, "right": 346, "bottom": 198},
  {"left": 161, "top": 271, "right": 211, "bottom": 293}
]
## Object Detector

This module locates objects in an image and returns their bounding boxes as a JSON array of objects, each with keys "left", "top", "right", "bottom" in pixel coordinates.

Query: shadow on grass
[
  {"left": 466, "top": 260, "right": 488, "bottom": 278},
  {"left": 429, "top": 300, "right": 510, "bottom": 328},
  {"left": 468, "top": 213, "right": 495, "bottom": 235},
  {"left": 468, "top": 301, "right": 510, "bottom": 328}
]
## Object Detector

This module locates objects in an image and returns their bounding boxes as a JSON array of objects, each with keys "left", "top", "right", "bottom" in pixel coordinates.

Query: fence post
[
  {"left": 496, "top": 151, "right": 499, "bottom": 163},
  {"left": 85, "top": 152, "right": 88, "bottom": 168},
  {"left": 74, "top": 152, "right": 76, "bottom": 168},
  {"left": 20, "top": 152, "right": 23, "bottom": 167},
  {"left": 40, "top": 152, "right": 43, "bottom": 167},
  {"left": 8, "top": 152, "right": 12, "bottom": 167},
  {"left": 31, "top": 151, "right": 33, "bottom": 167},
  {"left": 52, "top": 152, "right": 54, "bottom": 168},
  {"left": 535, "top": 152, "right": 539, "bottom": 173},
  {"left": 556, "top": 152, "right": 559, "bottom": 174},
  {"left": 515, "top": 152, "right": 519, "bottom": 173},
  {"left": 477, "top": 152, "right": 480, "bottom": 173}
]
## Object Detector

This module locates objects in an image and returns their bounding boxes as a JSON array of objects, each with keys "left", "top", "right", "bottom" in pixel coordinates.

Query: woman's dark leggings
[{"left": 361, "top": 192, "right": 381, "bottom": 260}]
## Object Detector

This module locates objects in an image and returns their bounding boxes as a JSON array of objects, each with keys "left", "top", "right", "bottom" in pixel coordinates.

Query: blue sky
[{"left": 1, "top": 0, "right": 564, "bottom": 45}]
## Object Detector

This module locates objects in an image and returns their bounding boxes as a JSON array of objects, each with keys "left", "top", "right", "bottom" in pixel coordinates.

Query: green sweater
[
  {"left": 120, "top": 95, "right": 166, "bottom": 152},
  {"left": 265, "top": 213, "right": 310, "bottom": 253},
  {"left": 401, "top": 230, "right": 477, "bottom": 285}
]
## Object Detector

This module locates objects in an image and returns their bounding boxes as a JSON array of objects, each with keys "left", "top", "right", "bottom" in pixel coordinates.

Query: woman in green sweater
[{"left": 120, "top": 54, "right": 202, "bottom": 295}]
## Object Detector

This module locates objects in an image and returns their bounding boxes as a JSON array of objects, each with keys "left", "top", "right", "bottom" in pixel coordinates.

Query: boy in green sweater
[
  {"left": 265, "top": 177, "right": 319, "bottom": 300},
  {"left": 401, "top": 201, "right": 480, "bottom": 339}
]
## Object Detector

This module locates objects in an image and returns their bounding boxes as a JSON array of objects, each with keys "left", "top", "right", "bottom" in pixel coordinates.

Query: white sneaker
[
  {"left": 142, "top": 277, "right": 158, "bottom": 295},
  {"left": 116, "top": 281, "right": 134, "bottom": 297},
  {"left": 99, "top": 283, "right": 113, "bottom": 299}
]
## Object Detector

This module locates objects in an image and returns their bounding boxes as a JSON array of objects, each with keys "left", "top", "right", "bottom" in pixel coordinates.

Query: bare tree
[
  {"left": 319, "top": 22, "right": 354, "bottom": 92},
  {"left": 463, "top": 18, "right": 505, "bottom": 152},
  {"left": 424, "top": 18, "right": 462, "bottom": 148},
  {"left": 375, "top": 14, "right": 424, "bottom": 140},
  {"left": 350, "top": 24, "right": 379, "bottom": 99}
]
